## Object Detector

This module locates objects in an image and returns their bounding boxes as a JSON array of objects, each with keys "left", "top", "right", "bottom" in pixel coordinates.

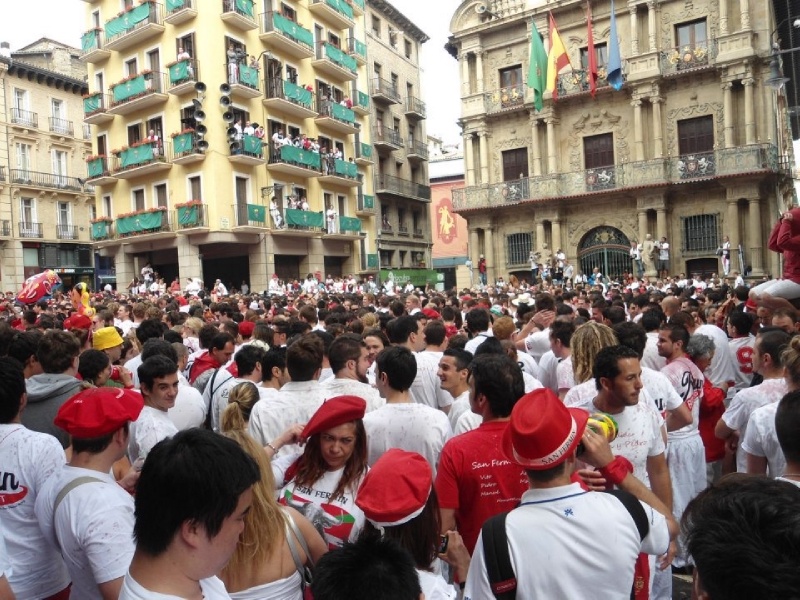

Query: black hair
[
  {"left": 474, "top": 336, "right": 504, "bottom": 356},
  {"left": 163, "top": 330, "right": 183, "bottom": 345},
  {"left": 593, "top": 345, "right": 641, "bottom": 391},
  {"left": 140, "top": 338, "right": 179, "bottom": 363},
  {"left": 286, "top": 335, "right": 324, "bottom": 381},
  {"left": 640, "top": 310, "right": 664, "bottom": 333},
  {"left": 612, "top": 321, "right": 648, "bottom": 360},
  {"left": 776, "top": 390, "right": 800, "bottom": 463},
  {"left": 78, "top": 349, "right": 111, "bottom": 384},
  {"left": 375, "top": 346, "right": 417, "bottom": 392},
  {"left": 138, "top": 355, "right": 179, "bottom": 390},
  {"left": 469, "top": 354, "right": 524, "bottom": 418},
  {"left": 37, "top": 330, "right": 80, "bottom": 373},
  {"left": 234, "top": 344, "right": 265, "bottom": 377},
  {"left": 329, "top": 334, "right": 365, "bottom": 374},
  {"left": 442, "top": 348, "right": 472, "bottom": 371},
  {"left": 423, "top": 320, "right": 446, "bottom": 347},
  {"left": 261, "top": 347, "right": 287, "bottom": 382},
  {"left": 7, "top": 330, "right": 43, "bottom": 367},
  {"left": 465, "top": 308, "right": 490, "bottom": 334},
  {"left": 385, "top": 316, "right": 419, "bottom": 345},
  {"left": 757, "top": 329, "right": 791, "bottom": 367},
  {"left": 728, "top": 311, "right": 755, "bottom": 336},
  {"left": 210, "top": 332, "right": 235, "bottom": 352},
  {"left": 198, "top": 323, "right": 219, "bottom": 350},
  {"left": 550, "top": 320, "right": 576, "bottom": 348},
  {"left": 0, "top": 357, "right": 26, "bottom": 423},
  {"left": 660, "top": 323, "right": 690, "bottom": 348},
  {"left": 133, "top": 428, "right": 259, "bottom": 556},
  {"left": 135, "top": 318, "right": 165, "bottom": 345}
]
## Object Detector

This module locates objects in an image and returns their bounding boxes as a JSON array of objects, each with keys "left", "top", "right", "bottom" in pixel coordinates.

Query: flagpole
[{"left": 548, "top": 12, "right": 575, "bottom": 71}]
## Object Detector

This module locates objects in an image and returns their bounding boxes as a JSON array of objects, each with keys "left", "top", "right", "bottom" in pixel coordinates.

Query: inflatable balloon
[
  {"left": 16, "top": 270, "right": 62, "bottom": 306},
  {"left": 70, "top": 282, "right": 95, "bottom": 317}
]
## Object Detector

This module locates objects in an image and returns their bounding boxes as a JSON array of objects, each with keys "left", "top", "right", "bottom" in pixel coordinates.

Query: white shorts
[{"left": 750, "top": 278, "right": 800, "bottom": 300}]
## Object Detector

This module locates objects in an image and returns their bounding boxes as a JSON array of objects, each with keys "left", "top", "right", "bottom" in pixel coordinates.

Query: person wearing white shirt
[
  {"left": 437, "top": 348, "right": 472, "bottom": 432},
  {"left": 206, "top": 345, "right": 265, "bottom": 432},
  {"left": 128, "top": 356, "right": 179, "bottom": 465},
  {"left": 463, "top": 307, "right": 493, "bottom": 355},
  {"left": 321, "top": 334, "right": 385, "bottom": 412},
  {"left": 36, "top": 386, "right": 143, "bottom": 600}
]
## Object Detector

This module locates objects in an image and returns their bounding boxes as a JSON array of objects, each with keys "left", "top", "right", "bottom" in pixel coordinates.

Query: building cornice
[{"left": 0, "top": 57, "right": 87, "bottom": 95}]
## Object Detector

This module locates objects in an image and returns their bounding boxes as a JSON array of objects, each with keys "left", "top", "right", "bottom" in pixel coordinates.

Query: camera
[{"left": 438, "top": 534, "right": 449, "bottom": 554}]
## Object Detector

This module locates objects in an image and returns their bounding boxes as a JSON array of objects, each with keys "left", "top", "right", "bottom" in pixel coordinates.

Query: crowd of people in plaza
[{"left": 1, "top": 233, "right": 800, "bottom": 599}]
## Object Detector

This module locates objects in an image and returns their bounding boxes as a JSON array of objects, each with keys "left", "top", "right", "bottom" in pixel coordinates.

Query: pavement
[{"left": 672, "top": 573, "right": 694, "bottom": 599}]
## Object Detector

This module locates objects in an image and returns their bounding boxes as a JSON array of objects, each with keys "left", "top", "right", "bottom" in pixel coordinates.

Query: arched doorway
[{"left": 578, "top": 226, "right": 631, "bottom": 280}]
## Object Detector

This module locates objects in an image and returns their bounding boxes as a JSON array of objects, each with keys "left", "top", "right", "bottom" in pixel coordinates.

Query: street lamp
[{"left": 766, "top": 19, "right": 800, "bottom": 90}]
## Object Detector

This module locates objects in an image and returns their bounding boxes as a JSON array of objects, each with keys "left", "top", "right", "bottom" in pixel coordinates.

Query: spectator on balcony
[
  {"left": 327, "top": 205, "right": 337, "bottom": 234},
  {"left": 146, "top": 130, "right": 161, "bottom": 157},
  {"left": 341, "top": 95, "right": 353, "bottom": 109},
  {"left": 333, "top": 146, "right": 343, "bottom": 161},
  {"left": 227, "top": 43, "right": 239, "bottom": 84},
  {"left": 657, "top": 237, "right": 671, "bottom": 279},
  {"left": 254, "top": 124, "right": 265, "bottom": 139},
  {"left": 248, "top": 55, "right": 260, "bottom": 71},
  {"left": 176, "top": 46, "right": 193, "bottom": 79},
  {"left": 243, "top": 121, "right": 255, "bottom": 137},
  {"left": 270, "top": 199, "right": 284, "bottom": 229},
  {"left": 300, "top": 197, "right": 309, "bottom": 211}
]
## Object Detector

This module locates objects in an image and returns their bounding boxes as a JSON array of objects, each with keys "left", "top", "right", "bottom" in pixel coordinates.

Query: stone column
[
  {"left": 536, "top": 221, "right": 545, "bottom": 250},
  {"left": 740, "top": 0, "right": 750, "bottom": 30},
  {"left": 464, "top": 132, "right": 475, "bottom": 185},
  {"left": 748, "top": 197, "right": 763, "bottom": 275},
  {"left": 484, "top": 227, "right": 495, "bottom": 283},
  {"left": 726, "top": 199, "right": 740, "bottom": 253},
  {"left": 469, "top": 228, "right": 480, "bottom": 271},
  {"left": 629, "top": 6, "right": 639, "bottom": 55},
  {"left": 552, "top": 219, "right": 562, "bottom": 253},
  {"left": 545, "top": 118, "right": 557, "bottom": 173},
  {"left": 722, "top": 82, "right": 734, "bottom": 148},
  {"left": 638, "top": 209, "right": 648, "bottom": 243},
  {"left": 656, "top": 207, "right": 667, "bottom": 241},
  {"left": 460, "top": 53, "right": 470, "bottom": 96},
  {"left": 531, "top": 117, "right": 542, "bottom": 176},
  {"left": 651, "top": 97, "right": 664, "bottom": 157},
  {"left": 647, "top": 1, "right": 657, "bottom": 52},
  {"left": 719, "top": 0, "right": 729, "bottom": 35},
  {"left": 476, "top": 51, "right": 484, "bottom": 94},
  {"left": 632, "top": 99, "right": 644, "bottom": 161},
  {"left": 478, "top": 131, "right": 490, "bottom": 183},
  {"left": 743, "top": 78, "right": 756, "bottom": 144}
]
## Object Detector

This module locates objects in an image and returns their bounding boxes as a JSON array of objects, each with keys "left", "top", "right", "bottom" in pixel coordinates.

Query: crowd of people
[{"left": 0, "top": 265, "right": 799, "bottom": 600}]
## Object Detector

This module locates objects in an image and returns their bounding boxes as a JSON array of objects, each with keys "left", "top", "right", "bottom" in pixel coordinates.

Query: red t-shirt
[{"left": 434, "top": 420, "right": 528, "bottom": 554}]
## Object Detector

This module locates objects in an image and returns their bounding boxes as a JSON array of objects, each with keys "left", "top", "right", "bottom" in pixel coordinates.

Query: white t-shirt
[
  {"left": 129, "top": 406, "right": 179, "bottom": 464},
  {"left": 204, "top": 371, "right": 244, "bottom": 432},
  {"left": 0, "top": 521, "right": 10, "bottom": 580},
  {"left": 363, "top": 403, "right": 452, "bottom": 475},
  {"left": 641, "top": 331, "right": 667, "bottom": 371},
  {"left": 524, "top": 328, "right": 551, "bottom": 362},
  {"left": 741, "top": 402, "right": 786, "bottom": 478},
  {"left": 321, "top": 378, "right": 385, "bottom": 413},
  {"left": 454, "top": 410, "right": 482, "bottom": 435},
  {"left": 537, "top": 350, "right": 559, "bottom": 393},
  {"left": 125, "top": 353, "right": 144, "bottom": 388},
  {"left": 464, "top": 331, "right": 493, "bottom": 355},
  {"left": 418, "top": 568, "right": 458, "bottom": 600},
  {"left": 411, "top": 351, "right": 453, "bottom": 411},
  {"left": 661, "top": 357, "right": 703, "bottom": 439},
  {"left": 641, "top": 367, "right": 684, "bottom": 416},
  {"left": 120, "top": 573, "right": 231, "bottom": 599},
  {"left": 658, "top": 242, "right": 669, "bottom": 261},
  {"left": 168, "top": 383, "right": 206, "bottom": 431},
  {"left": 721, "top": 378, "right": 787, "bottom": 472},
  {"left": 35, "top": 466, "right": 135, "bottom": 600},
  {"left": 728, "top": 336, "right": 756, "bottom": 394},
  {"left": 516, "top": 351, "right": 542, "bottom": 380},
  {"left": 556, "top": 356, "right": 575, "bottom": 392},
  {"left": 447, "top": 390, "right": 471, "bottom": 432},
  {"left": 0, "top": 425, "right": 70, "bottom": 598}
]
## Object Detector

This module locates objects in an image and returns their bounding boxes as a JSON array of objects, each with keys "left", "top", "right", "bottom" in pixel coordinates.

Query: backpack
[{"left": 481, "top": 489, "right": 650, "bottom": 599}]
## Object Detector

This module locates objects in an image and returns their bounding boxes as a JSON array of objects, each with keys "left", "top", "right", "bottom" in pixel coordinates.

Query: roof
[
  {"left": 368, "top": 0, "right": 430, "bottom": 43},
  {"left": 0, "top": 56, "right": 87, "bottom": 95},
  {"left": 15, "top": 37, "right": 80, "bottom": 54}
]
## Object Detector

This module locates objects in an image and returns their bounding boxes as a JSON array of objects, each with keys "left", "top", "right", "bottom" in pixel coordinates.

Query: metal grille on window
[
  {"left": 682, "top": 214, "right": 719, "bottom": 252},
  {"left": 506, "top": 232, "right": 532, "bottom": 266}
]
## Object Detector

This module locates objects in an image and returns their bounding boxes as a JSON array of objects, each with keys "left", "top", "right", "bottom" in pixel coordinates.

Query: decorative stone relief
[
  {"left": 491, "top": 135, "right": 531, "bottom": 180},
  {"left": 567, "top": 110, "right": 630, "bottom": 171},
  {"left": 661, "top": 2, "right": 719, "bottom": 44},
  {"left": 665, "top": 102, "right": 723, "bottom": 156}
]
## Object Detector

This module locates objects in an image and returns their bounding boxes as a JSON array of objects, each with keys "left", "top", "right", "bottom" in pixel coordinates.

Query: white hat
[{"left": 512, "top": 293, "right": 532, "bottom": 306}]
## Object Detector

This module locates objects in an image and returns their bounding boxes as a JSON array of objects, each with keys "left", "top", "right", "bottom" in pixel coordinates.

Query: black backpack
[{"left": 481, "top": 489, "right": 650, "bottom": 599}]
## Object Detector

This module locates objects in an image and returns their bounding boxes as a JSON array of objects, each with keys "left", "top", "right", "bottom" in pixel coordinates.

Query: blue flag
[{"left": 607, "top": 0, "right": 623, "bottom": 90}]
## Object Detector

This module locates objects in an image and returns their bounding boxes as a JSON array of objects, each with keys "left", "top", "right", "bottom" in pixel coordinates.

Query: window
[
  {"left": 125, "top": 58, "right": 137, "bottom": 76},
  {"left": 502, "top": 148, "right": 529, "bottom": 181},
  {"left": 52, "top": 150, "right": 68, "bottom": 186},
  {"left": 57, "top": 202, "right": 71, "bottom": 238},
  {"left": 389, "top": 30, "right": 398, "bottom": 48},
  {"left": 393, "top": 117, "right": 401, "bottom": 134},
  {"left": 91, "top": 10, "right": 100, "bottom": 28},
  {"left": 404, "top": 39, "right": 412, "bottom": 59},
  {"left": 189, "top": 175, "right": 202, "bottom": 200},
  {"left": 90, "top": 205, "right": 97, "bottom": 221},
  {"left": 20, "top": 198, "right": 36, "bottom": 224},
  {"left": 133, "top": 189, "right": 145, "bottom": 212},
  {"left": 373, "top": 63, "right": 382, "bottom": 79},
  {"left": 15, "top": 143, "right": 32, "bottom": 174},
  {"left": 103, "top": 195, "right": 112, "bottom": 217},
  {"left": 95, "top": 72, "right": 104, "bottom": 93},
  {"left": 13, "top": 89, "right": 28, "bottom": 111},
  {"left": 235, "top": 176, "right": 249, "bottom": 206},
  {"left": 580, "top": 43, "right": 608, "bottom": 68},
  {"left": 281, "top": 3, "right": 296, "bottom": 21},
  {"left": 337, "top": 194, "right": 346, "bottom": 216},
  {"left": 682, "top": 214, "right": 718, "bottom": 252},
  {"left": 506, "top": 233, "right": 532, "bottom": 266},
  {"left": 390, "top": 73, "right": 399, "bottom": 93},
  {"left": 97, "top": 134, "right": 107, "bottom": 156},
  {"left": 498, "top": 66, "right": 524, "bottom": 107},
  {"left": 372, "top": 15, "right": 381, "bottom": 38},
  {"left": 51, "top": 99, "right": 64, "bottom": 120},
  {"left": 583, "top": 133, "right": 614, "bottom": 168},
  {"left": 225, "top": 37, "right": 246, "bottom": 65},
  {"left": 286, "top": 64, "right": 298, "bottom": 84},
  {"left": 675, "top": 19, "right": 707, "bottom": 48},
  {"left": 328, "top": 32, "right": 340, "bottom": 48},
  {"left": 147, "top": 49, "right": 160, "bottom": 73},
  {"left": 155, "top": 183, "right": 168, "bottom": 208},
  {"left": 499, "top": 66, "right": 523, "bottom": 89},
  {"left": 678, "top": 115, "right": 714, "bottom": 155},
  {"left": 127, "top": 123, "right": 142, "bottom": 145},
  {"left": 176, "top": 33, "right": 195, "bottom": 58}
]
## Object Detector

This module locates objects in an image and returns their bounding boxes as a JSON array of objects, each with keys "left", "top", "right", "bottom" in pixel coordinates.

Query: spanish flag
[{"left": 546, "top": 13, "right": 570, "bottom": 99}]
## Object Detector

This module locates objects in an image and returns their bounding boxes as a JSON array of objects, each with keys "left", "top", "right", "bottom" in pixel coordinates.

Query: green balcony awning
[
  {"left": 169, "top": 60, "right": 191, "bottom": 84},
  {"left": 81, "top": 29, "right": 99, "bottom": 52},
  {"left": 339, "top": 215, "right": 361, "bottom": 232},
  {"left": 105, "top": 3, "right": 151, "bottom": 38},
  {"left": 330, "top": 102, "right": 355, "bottom": 124},
  {"left": 324, "top": 43, "right": 357, "bottom": 73},
  {"left": 87, "top": 158, "right": 105, "bottom": 178},
  {"left": 239, "top": 64, "right": 259, "bottom": 88},
  {"left": 284, "top": 80, "right": 313, "bottom": 106},
  {"left": 120, "top": 144, "right": 154, "bottom": 169},
  {"left": 273, "top": 12, "right": 313, "bottom": 47},
  {"left": 234, "top": 0, "right": 254, "bottom": 17},
  {"left": 83, "top": 94, "right": 102, "bottom": 114},
  {"left": 116, "top": 210, "right": 164, "bottom": 235},
  {"left": 334, "top": 159, "right": 357, "bottom": 178},
  {"left": 173, "top": 133, "right": 194, "bottom": 154},
  {"left": 242, "top": 135, "right": 263, "bottom": 155},
  {"left": 112, "top": 74, "right": 148, "bottom": 104},
  {"left": 325, "top": 0, "right": 353, "bottom": 20},
  {"left": 280, "top": 144, "right": 321, "bottom": 169},
  {"left": 285, "top": 209, "right": 324, "bottom": 228}
]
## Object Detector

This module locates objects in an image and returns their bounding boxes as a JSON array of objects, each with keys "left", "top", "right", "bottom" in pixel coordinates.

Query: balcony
[
  {"left": 324, "top": 215, "right": 364, "bottom": 239},
  {"left": 48, "top": 117, "right": 74, "bottom": 138},
  {"left": 315, "top": 97, "right": 358, "bottom": 135},
  {"left": 221, "top": 0, "right": 257, "bottom": 31},
  {"left": 19, "top": 222, "right": 43, "bottom": 239},
  {"left": 347, "top": 37, "right": 367, "bottom": 66},
  {"left": 174, "top": 202, "right": 209, "bottom": 234},
  {"left": 308, "top": 0, "right": 354, "bottom": 30},
  {"left": 167, "top": 59, "right": 200, "bottom": 95},
  {"left": 278, "top": 208, "right": 325, "bottom": 237},
  {"left": 108, "top": 71, "right": 168, "bottom": 115},
  {"left": 227, "top": 63, "right": 262, "bottom": 99},
  {"left": 171, "top": 132, "right": 206, "bottom": 165},
  {"left": 116, "top": 209, "right": 173, "bottom": 240},
  {"left": 263, "top": 79, "right": 318, "bottom": 119},
  {"left": 404, "top": 96, "right": 426, "bottom": 120},
  {"left": 260, "top": 11, "right": 314, "bottom": 59},
  {"left": 414, "top": 228, "right": 425, "bottom": 238},
  {"left": 103, "top": 2, "right": 165, "bottom": 52},
  {"left": 10, "top": 169, "right": 84, "bottom": 193},
  {"left": 312, "top": 42, "right": 358, "bottom": 82},
  {"left": 86, "top": 157, "right": 117, "bottom": 185},
  {"left": 450, "top": 144, "right": 780, "bottom": 212},
  {"left": 351, "top": 88, "right": 370, "bottom": 115},
  {"left": 0, "top": 220, "right": 11, "bottom": 237},
  {"left": 486, "top": 84, "right": 527, "bottom": 114},
  {"left": 398, "top": 224, "right": 409, "bottom": 237},
  {"left": 232, "top": 203, "right": 268, "bottom": 233},
  {"left": 355, "top": 141, "right": 374, "bottom": 165},
  {"left": 90, "top": 219, "right": 114, "bottom": 241},
  {"left": 56, "top": 224, "right": 80, "bottom": 241},
  {"left": 80, "top": 28, "right": 110, "bottom": 63},
  {"left": 373, "top": 126, "right": 403, "bottom": 153},
  {"left": 318, "top": 157, "right": 361, "bottom": 187},
  {"left": 376, "top": 174, "right": 431, "bottom": 202},
  {"left": 356, "top": 192, "right": 376, "bottom": 216},
  {"left": 229, "top": 134, "right": 266, "bottom": 166},
  {"left": 112, "top": 141, "right": 173, "bottom": 179},
  {"left": 371, "top": 77, "right": 401, "bottom": 104},
  {"left": 164, "top": 0, "right": 197, "bottom": 24},
  {"left": 361, "top": 253, "right": 379, "bottom": 272},
  {"left": 660, "top": 41, "right": 717, "bottom": 77},
  {"left": 556, "top": 69, "right": 625, "bottom": 99},
  {"left": 406, "top": 139, "right": 428, "bottom": 163},
  {"left": 83, "top": 92, "right": 114, "bottom": 125},
  {"left": 267, "top": 144, "right": 322, "bottom": 178},
  {"left": 10, "top": 108, "right": 38, "bottom": 129},
  {"left": 350, "top": 0, "right": 364, "bottom": 16},
  {"left": 83, "top": 124, "right": 92, "bottom": 140}
]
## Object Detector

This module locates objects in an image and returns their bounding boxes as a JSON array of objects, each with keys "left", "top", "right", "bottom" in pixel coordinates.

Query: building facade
[
  {"left": 448, "top": 0, "right": 795, "bottom": 285},
  {"left": 0, "top": 40, "right": 96, "bottom": 290},
  {"left": 81, "top": 0, "right": 380, "bottom": 292},
  {"left": 365, "top": 0, "right": 434, "bottom": 288}
]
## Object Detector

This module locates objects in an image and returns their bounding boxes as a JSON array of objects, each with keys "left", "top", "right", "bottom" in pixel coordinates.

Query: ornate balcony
[
  {"left": 312, "top": 41, "right": 358, "bottom": 81},
  {"left": 228, "top": 134, "right": 266, "bottom": 166},
  {"left": 324, "top": 214, "right": 364, "bottom": 240},
  {"left": 660, "top": 41, "right": 717, "bottom": 76},
  {"left": 10, "top": 169, "right": 84, "bottom": 193},
  {"left": 0, "top": 220, "right": 11, "bottom": 237},
  {"left": 221, "top": 0, "right": 257, "bottom": 31},
  {"left": 404, "top": 96, "right": 426, "bottom": 120},
  {"left": 83, "top": 92, "right": 114, "bottom": 125},
  {"left": 56, "top": 224, "right": 80, "bottom": 241},
  {"left": 10, "top": 108, "right": 37, "bottom": 129},
  {"left": 86, "top": 157, "right": 117, "bottom": 185},
  {"left": 373, "top": 126, "right": 403, "bottom": 153},
  {"left": 48, "top": 117, "right": 74, "bottom": 137},
  {"left": 112, "top": 140, "right": 172, "bottom": 179},
  {"left": 315, "top": 96, "right": 358, "bottom": 135},
  {"left": 103, "top": 2, "right": 165, "bottom": 52},
  {"left": 371, "top": 77, "right": 401, "bottom": 104},
  {"left": 259, "top": 11, "right": 314, "bottom": 59},
  {"left": 347, "top": 36, "right": 367, "bottom": 66},
  {"left": 174, "top": 202, "right": 209, "bottom": 233},
  {"left": 263, "top": 79, "right": 318, "bottom": 119},
  {"left": 167, "top": 59, "right": 200, "bottom": 95},
  {"left": 406, "top": 139, "right": 428, "bottom": 163},
  {"left": 108, "top": 71, "right": 168, "bottom": 115},
  {"left": 308, "top": 0, "right": 354, "bottom": 31},
  {"left": 376, "top": 174, "right": 431, "bottom": 202},
  {"left": 556, "top": 68, "right": 625, "bottom": 99},
  {"left": 164, "top": 0, "right": 197, "bottom": 25},
  {"left": 278, "top": 208, "right": 325, "bottom": 237},
  {"left": 80, "top": 28, "right": 110, "bottom": 63},
  {"left": 486, "top": 84, "right": 526, "bottom": 114},
  {"left": 267, "top": 144, "right": 322, "bottom": 178},
  {"left": 676, "top": 151, "right": 716, "bottom": 180}
]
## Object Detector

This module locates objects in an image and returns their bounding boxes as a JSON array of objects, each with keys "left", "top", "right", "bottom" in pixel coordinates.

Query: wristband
[
  {"left": 598, "top": 456, "right": 633, "bottom": 486},
  {"left": 266, "top": 442, "right": 278, "bottom": 455}
]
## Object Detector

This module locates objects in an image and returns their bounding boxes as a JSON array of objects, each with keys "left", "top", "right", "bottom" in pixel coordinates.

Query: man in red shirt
[{"left": 434, "top": 353, "right": 527, "bottom": 554}]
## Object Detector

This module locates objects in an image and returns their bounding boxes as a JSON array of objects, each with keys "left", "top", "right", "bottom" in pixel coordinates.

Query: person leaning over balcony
[{"left": 750, "top": 207, "right": 800, "bottom": 312}]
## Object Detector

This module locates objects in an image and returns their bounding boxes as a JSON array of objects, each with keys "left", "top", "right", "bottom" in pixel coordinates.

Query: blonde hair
[
  {"left": 220, "top": 430, "right": 285, "bottom": 589},
  {"left": 360, "top": 312, "right": 378, "bottom": 328},
  {"left": 492, "top": 316, "right": 516, "bottom": 341},
  {"left": 183, "top": 317, "right": 203, "bottom": 336},
  {"left": 571, "top": 321, "right": 618, "bottom": 384},
  {"left": 221, "top": 381, "right": 261, "bottom": 433},
  {"left": 782, "top": 336, "right": 800, "bottom": 390}
]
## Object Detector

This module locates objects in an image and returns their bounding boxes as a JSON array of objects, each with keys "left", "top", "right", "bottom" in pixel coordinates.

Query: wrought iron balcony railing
[
  {"left": 19, "top": 222, "right": 43, "bottom": 238},
  {"left": 10, "top": 169, "right": 84, "bottom": 191},
  {"left": 11, "top": 108, "right": 38, "bottom": 128},
  {"left": 56, "top": 224, "right": 79, "bottom": 240},
  {"left": 49, "top": 117, "right": 74, "bottom": 136},
  {"left": 375, "top": 174, "right": 431, "bottom": 201},
  {"left": 660, "top": 41, "right": 717, "bottom": 75}
]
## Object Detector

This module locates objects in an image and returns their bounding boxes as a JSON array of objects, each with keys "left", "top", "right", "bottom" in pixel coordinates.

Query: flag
[
  {"left": 587, "top": 0, "right": 598, "bottom": 96},
  {"left": 247, "top": 203, "right": 265, "bottom": 223},
  {"left": 527, "top": 22, "right": 548, "bottom": 111},
  {"left": 607, "top": 0, "right": 624, "bottom": 90},
  {"left": 546, "top": 13, "right": 571, "bottom": 99}
]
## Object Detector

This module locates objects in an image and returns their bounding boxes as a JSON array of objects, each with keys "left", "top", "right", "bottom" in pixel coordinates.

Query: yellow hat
[{"left": 93, "top": 326, "right": 124, "bottom": 351}]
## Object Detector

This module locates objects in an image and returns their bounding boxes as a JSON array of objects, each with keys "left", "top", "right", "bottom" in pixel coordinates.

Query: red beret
[
  {"left": 356, "top": 449, "right": 432, "bottom": 526},
  {"left": 238, "top": 321, "right": 255, "bottom": 337},
  {"left": 422, "top": 308, "right": 440, "bottom": 320},
  {"left": 55, "top": 387, "right": 144, "bottom": 439},
  {"left": 302, "top": 395, "right": 366, "bottom": 439},
  {"left": 64, "top": 314, "right": 92, "bottom": 331}
]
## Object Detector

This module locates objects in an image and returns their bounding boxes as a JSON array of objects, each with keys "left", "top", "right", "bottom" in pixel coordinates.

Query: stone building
[
  {"left": 0, "top": 40, "right": 96, "bottom": 290},
  {"left": 447, "top": 0, "right": 795, "bottom": 284}
]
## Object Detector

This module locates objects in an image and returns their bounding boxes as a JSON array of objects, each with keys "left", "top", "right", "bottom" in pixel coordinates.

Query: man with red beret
[{"left": 35, "top": 386, "right": 143, "bottom": 600}]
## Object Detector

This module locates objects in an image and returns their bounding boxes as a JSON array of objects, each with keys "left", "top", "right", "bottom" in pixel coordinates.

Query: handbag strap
[
  {"left": 284, "top": 516, "right": 306, "bottom": 577},
  {"left": 285, "top": 508, "right": 314, "bottom": 567}
]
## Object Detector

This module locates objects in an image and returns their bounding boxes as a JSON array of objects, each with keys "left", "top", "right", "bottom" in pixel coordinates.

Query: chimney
[{"left": 0, "top": 42, "right": 10, "bottom": 59}]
